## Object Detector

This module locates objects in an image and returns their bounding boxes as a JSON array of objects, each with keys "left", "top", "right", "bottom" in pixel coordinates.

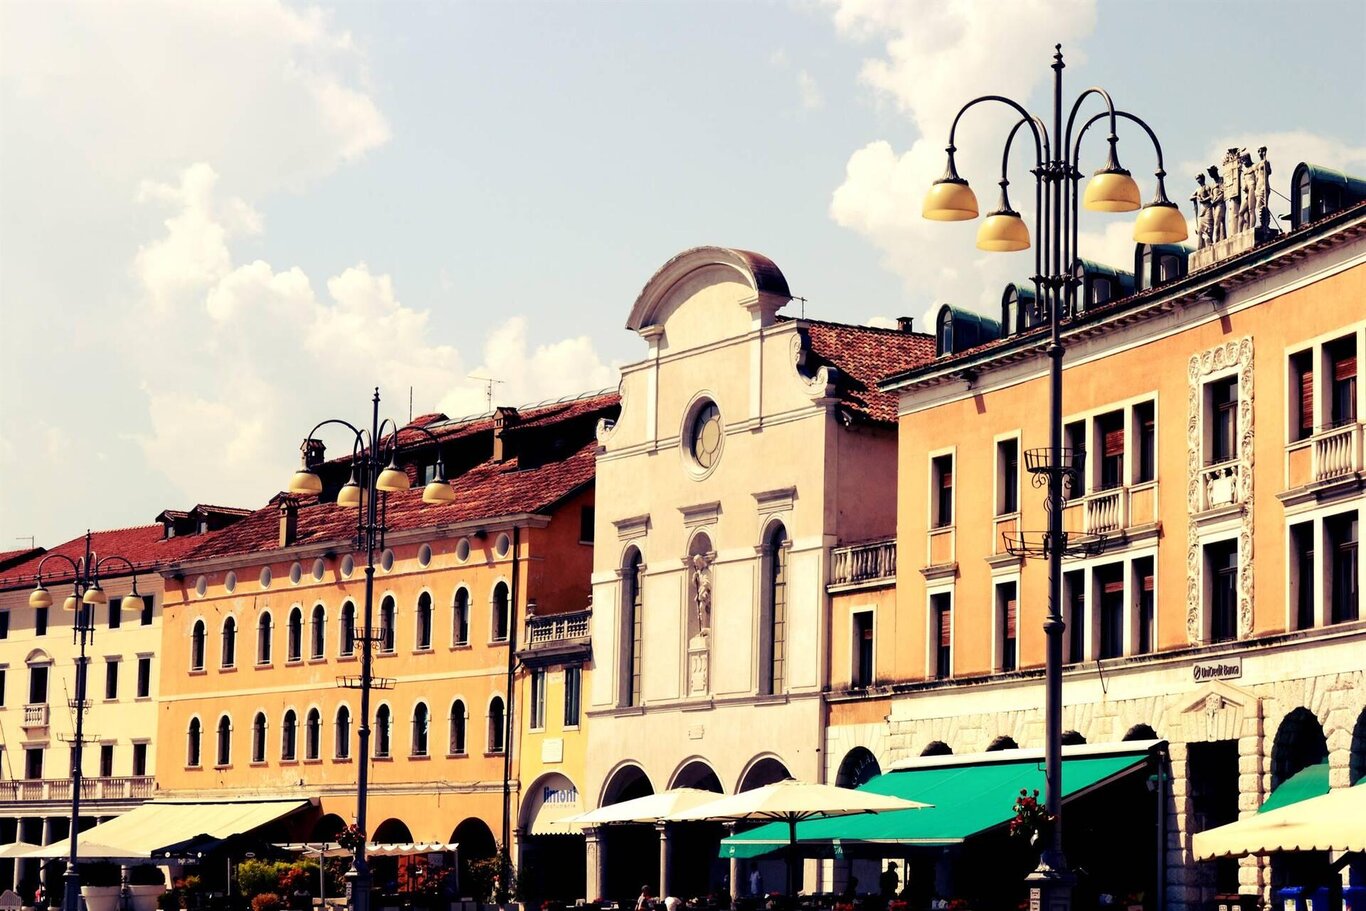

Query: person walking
[
  {"left": 748, "top": 864, "right": 763, "bottom": 899},
  {"left": 636, "top": 886, "right": 655, "bottom": 911},
  {"left": 879, "top": 863, "right": 900, "bottom": 901}
]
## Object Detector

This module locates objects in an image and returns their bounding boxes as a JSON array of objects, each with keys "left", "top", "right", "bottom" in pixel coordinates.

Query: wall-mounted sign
[{"left": 1193, "top": 656, "right": 1241, "bottom": 683}]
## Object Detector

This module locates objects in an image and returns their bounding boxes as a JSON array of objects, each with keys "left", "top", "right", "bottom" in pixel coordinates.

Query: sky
[{"left": 2, "top": 0, "right": 1364, "bottom": 548}]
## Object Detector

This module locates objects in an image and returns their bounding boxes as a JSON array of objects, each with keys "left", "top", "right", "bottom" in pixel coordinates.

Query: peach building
[
  {"left": 153, "top": 393, "right": 616, "bottom": 883},
  {"left": 824, "top": 173, "right": 1366, "bottom": 910}
]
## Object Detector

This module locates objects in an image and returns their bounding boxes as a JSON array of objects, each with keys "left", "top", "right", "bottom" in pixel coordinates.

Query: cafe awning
[
  {"left": 22, "top": 798, "right": 313, "bottom": 859},
  {"left": 1193, "top": 781, "right": 1366, "bottom": 860},
  {"left": 720, "top": 741, "right": 1156, "bottom": 857},
  {"left": 1257, "top": 761, "right": 1329, "bottom": 814}
]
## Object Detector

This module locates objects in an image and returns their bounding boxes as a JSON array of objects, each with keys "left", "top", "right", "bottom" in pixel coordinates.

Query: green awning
[
  {"left": 721, "top": 747, "right": 1153, "bottom": 857},
  {"left": 1258, "top": 761, "right": 1329, "bottom": 814}
]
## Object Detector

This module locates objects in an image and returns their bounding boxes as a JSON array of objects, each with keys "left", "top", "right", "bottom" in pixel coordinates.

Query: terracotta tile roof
[
  {"left": 0, "top": 523, "right": 229, "bottom": 591},
  {"left": 0, "top": 548, "right": 43, "bottom": 572},
  {"left": 785, "top": 318, "right": 936, "bottom": 425},
  {"left": 177, "top": 392, "right": 621, "bottom": 565}
]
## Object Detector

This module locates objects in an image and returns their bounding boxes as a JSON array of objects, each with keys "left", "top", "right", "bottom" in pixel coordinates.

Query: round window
[
  {"left": 194, "top": 576, "right": 208, "bottom": 598},
  {"left": 494, "top": 532, "right": 511, "bottom": 559},
  {"left": 688, "top": 400, "right": 723, "bottom": 471},
  {"left": 224, "top": 571, "right": 237, "bottom": 594},
  {"left": 418, "top": 543, "right": 433, "bottom": 567},
  {"left": 381, "top": 549, "right": 395, "bottom": 572},
  {"left": 340, "top": 555, "right": 355, "bottom": 579},
  {"left": 455, "top": 538, "right": 470, "bottom": 563},
  {"left": 259, "top": 567, "right": 273, "bottom": 589},
  {"left": 289, "top": 561, "right": 303, "bottom": 585},
  {"left": 312, "top": 558, "right": 326, "bottom": 581}
]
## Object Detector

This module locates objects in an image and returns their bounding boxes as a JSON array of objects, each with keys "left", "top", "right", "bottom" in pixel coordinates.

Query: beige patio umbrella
[
  {"left": 563, "top": 788, "right": 724, "bottom": 826},
  {"left": 1193, "top": 784, "right": 1366, "bottom": 860},
  {"left": 667, "top": 779, "right": 930, "bottom": 898}
]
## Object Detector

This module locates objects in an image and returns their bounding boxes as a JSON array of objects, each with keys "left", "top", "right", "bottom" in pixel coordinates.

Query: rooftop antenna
[
  {"left": 794, "top": 296, "right": 808, "bottom": 319},
  {"left": 14, "top": 536, "right": 35, "bottom": 549},
  {"left": 409, "top": 386, "right": 414, "bottom": 424},
  {"left": 469, "top": 375, "right": 505, "bottom": 411}
]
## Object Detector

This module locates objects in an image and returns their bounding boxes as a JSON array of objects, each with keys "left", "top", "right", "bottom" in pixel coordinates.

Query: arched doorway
[
  {"left": 668, "top": 761, "right": 725, "bottom": 897},
  {"left": 518, "top": 774, "right": 586, "bottom": 902},
  {"left": 920, "top": 741, "right": 952, "bottom": 757},
  {"left": 835, "top": 748, "right": 881, "bottom": 788},
  {"left": 1269, "top": 708, "right": 1330, "bottom": 890},
  {"left": 452, "top": 817, "right": 498, "bottom": 900},
  {"left": 1123, "top": 724, "right": 1159, "bottom": 742},
  {"left": 311, "top": 814, "right": 347, "bottom": 841},
  {"left": 985, "top": 737, "right": 1018, "bottom": 752},
  {"left": 737, "top": 756, "right": 790, "bottom": 792},
  {"left": 600, "top": 764, "right": 657, "bottom": 902},
  {"left": 370, "top": 819, "right": 415, "bottom": 893}
]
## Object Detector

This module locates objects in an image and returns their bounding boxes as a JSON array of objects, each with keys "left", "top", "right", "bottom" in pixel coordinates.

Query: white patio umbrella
[
  {"left": 0, "top": 842, "right": 41, "bottom": 859},
  {"left": 1193, "top": 784, "right": 1366, "bottom": 860},
  {"left": 563, "top": 788, "right": 724, "bottom": 826},
  {"left": 667, "top": 779, "right": 930, "bottom": 898}
]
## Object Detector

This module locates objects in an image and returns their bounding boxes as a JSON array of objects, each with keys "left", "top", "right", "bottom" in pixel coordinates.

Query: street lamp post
[
  {"left": 922, "top": 46, "right": 1187, "bottom": 911},
  {"left": 287, "top": 388, "right": 456, "bottom": 911},
  {"left": 27, "top": 533, "right": 146, "bottom": 911}
]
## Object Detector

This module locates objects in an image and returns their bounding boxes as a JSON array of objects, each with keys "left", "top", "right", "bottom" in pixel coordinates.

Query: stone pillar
[
  {"left": 1165, "top": 741, "right": 1194, "bottom": 911},
  {"left": 727, "top": 824, "right": 739, "bottom": 908},
  {"left": 11, "top": 818, "right": 21, "bottom": 891},
  {"left": 583, "top": 826, "right": 603, "bottom": 903},
  {"left": 40, "top": 818, "right": 53, "bottom": 895},
  {"left": 656, "top": 822, "right": 671, "bottom": 898}
]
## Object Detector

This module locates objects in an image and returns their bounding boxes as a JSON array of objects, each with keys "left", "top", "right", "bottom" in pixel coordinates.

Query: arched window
[
  {"left": 310, "top": 605, "right": 326, "bottom": 659},
  {"left": 487, "top": 696, "right": 506, "bottom": 754},
  {"left": 190, "top": 619, "right": 206, "bottom": 671},
  {"left": 416, "top": 592, "right": 433, "bottom": 650},
  {"left": 281, "top": 709, "right": 298, "bottom": 761},
  {"left": 375, "top": 705, "right": 392, "bottom": 758},
  {"left": 339, "top": 602, "right": 356, "bottom": 657},
  {"left": 452, "top": 588, "right": 470, "bottom": 646},
  {"left": 491, "top": 583, "right": 509, "bottom": 642},
  {"left": 936, "top": 307, "right": 954, "bottom": 356},
  {"left": 221, "top": 617, "right": 237, "bottom": 668},
  {"left": 216, "top": 715, "right": 232, "bottom": 767},
  {"left": 305, "top": 708, "right": 321, "bottom": 760},
  {"left": 379, "top": 596, "right": 396, "bottom": 653},
  {"left": 287, "top": 607, "right": 303, "bottom": 662},
  {"left": 411, "top": 702, "right": 429, "bottom": 756},
  {"left": 335, "top": 705, "right": 351, "bottom": 759},
  {"left": 759, "top": 523, "right": 789, "bottom": 696},
  {"left": 257, "top": 612, "right": 273, "bottom": 665},
  {"left": 620, "top": 548, "right": 643, "bottom": 707},
  {"left": 187, "top": 717, "right": 202, "bottom": 767},
  {"left": 251, "top": 712, "right": 267, "bottom": 763},
  {"left": 449, "top": 699, "right": 467, "bottom": 755}
]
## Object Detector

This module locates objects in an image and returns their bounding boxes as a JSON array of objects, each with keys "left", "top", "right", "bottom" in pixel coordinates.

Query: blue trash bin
[
  {"left": 1306, "top": 887, "right": 1333, "bottom": 911},
  {"left": 1278, "top": 887, "right": 1308, "bottom": 911},
  {"left": 1342, "top": 886, "right": 1365, "bottom": 911}
]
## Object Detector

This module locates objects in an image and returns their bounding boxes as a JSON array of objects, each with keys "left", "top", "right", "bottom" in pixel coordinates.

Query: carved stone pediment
[{"left": 1169, "top": 679, "right": 1258, "bottom": 742}]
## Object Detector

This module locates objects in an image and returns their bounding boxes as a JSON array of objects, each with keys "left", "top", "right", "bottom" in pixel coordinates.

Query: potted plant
[
  {"left": 79, "top": 863, "right": 124, "bottom": 911},
  {"left": 128, "top": 866, "right": 168, "bottom": 911}
]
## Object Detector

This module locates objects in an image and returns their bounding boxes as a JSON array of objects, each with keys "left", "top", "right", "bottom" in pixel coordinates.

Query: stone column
[
  {"left": 40, "top": 818, "right": 53, "bottom": 895},
  {"left": 583, "top": 826, "right": 603, "bottom": 903},
  {"left": 656, "top": 822, "right": 670, "bottom": 898},
  {"left": 727, "top": 824, "right": 739, "bottom": 908}
]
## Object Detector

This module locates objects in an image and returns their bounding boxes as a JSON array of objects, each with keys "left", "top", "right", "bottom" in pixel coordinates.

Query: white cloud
[
  {"left": 823, "top": 0, "right": 1100, "bottom": 324},
  {"left": 128, "top": 165, "right": 618, "bottom": 508}
]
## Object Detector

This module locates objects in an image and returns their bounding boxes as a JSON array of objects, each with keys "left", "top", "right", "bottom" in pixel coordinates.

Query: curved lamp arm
[
  {"left": 1063, "top": 87, "right": 1121, "bottom": 175},
  {"left": 1000, "top": 115, "right": 1052, "bottom": 307},
  {"left": 31, "top": 553, "right": 82, "bottom": 590}
]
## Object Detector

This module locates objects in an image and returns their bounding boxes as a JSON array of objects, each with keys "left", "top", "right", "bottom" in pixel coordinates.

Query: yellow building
[
  {"left": 825, "top": 171, "right": 1366, "bottom": 911},
  {"left": 153, "top": 393, "right": 616, "bottom": 887}
]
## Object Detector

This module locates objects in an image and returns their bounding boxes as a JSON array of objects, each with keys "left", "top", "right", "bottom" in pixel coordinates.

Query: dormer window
[{"left": 936, "top": 308, "right": 954, "bottom": 356}]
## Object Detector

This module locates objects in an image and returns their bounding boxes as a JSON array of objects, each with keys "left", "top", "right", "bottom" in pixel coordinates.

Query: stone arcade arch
[
  {"left": 1268, "top": 707, "right": 1330, "bottom": 891},
  {"left": 451, "top": 818, "right": 498, "bottom": 901},
  {"left": 834, "top": 747, "right": 881, "bottom": 788},
  {"left": 518, "top": 773, "right": 586, "bottom": 903},
  {"left": 664, "top": 760, "right": 726, "bottom": 898},
  {"left": 736, "top": 756, "right": 790, "bottom": 793},
  {"left": 597, "top": 764, "right": 657, "bottom": 902}
]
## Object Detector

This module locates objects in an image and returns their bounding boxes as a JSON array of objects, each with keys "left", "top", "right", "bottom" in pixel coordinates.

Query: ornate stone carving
[
  {"left": 1186, "top": 337, "right": 1255, "bottom": 644},
  {"left": 596, "top": 380, "right": 626, "bottom": 445},
  {"left": 790, "top": 331, "right": 839, "bottom": 399},
  {"left": 688, "top": 634, "right": 709, "bottom": 695},
  {"left": 691, "top": 553, "right": 712, "bottom": 632},
  {"left": 1190, "top": 147, "right": 1278, "bottom": 269}
]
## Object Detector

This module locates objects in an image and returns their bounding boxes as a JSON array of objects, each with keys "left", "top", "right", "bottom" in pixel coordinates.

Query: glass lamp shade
[
  {"left": 1084, "top": 169, "right": 1142, "bottom": 212},
  {"left": 422, "top": 479, "right": 456, "bottom": 504},
  {"left": 83, "top": 585, "right": 108, "bottom": 605},
  {"left": 120, "top": 593, "right": 144, "bottom": 613},
  {"left": 1133, "top": 202, "right": 1190, "bottom": 244},
  {"left": 976, "top": 211, "right": 1031, "bottom": 252},
  {"left": 375, "top": 464, "right": 410, "bottom": 493},
  {"left": 337, "top": 480, "right": 366, "bottom": 509},
  {"left": 289, "top": 468, "right": 324, "bottom": 496},
  {"left": 923, "top": 180, "right": 979, "bottom": 221},
  {"left": 62, "top": 594, "right": 81, "bottom": 612},
  {"left": 29, "top": 586, "right": 52, "bottom": 609}
]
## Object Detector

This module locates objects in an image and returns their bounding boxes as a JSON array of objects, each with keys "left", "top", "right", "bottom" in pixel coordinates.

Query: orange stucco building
[
  {"left": 154, "top": 393, "right": 617, "bottom": 878},
  {"left": 825, "top": 178, "right": 1365, "bottom": 911}
]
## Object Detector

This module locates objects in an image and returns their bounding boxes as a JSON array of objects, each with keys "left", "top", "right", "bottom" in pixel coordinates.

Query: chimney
[
  {"left": 492, "top": 406, "right": 519, "bottom": 463},
  {"left": 279, "top": 498, "right": 299, "bottom": 547},
  {"left": 897, "top": 316, "right": 915, "bottom": 333},
  {"left": 303, "top": 438, "right": 326, "bottom": 469}
]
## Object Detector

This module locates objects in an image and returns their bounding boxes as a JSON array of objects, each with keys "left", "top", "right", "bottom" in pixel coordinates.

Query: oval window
[
  {"left": 456, "top": 538, "right": 470, "bottom": 563},
  {"left": 494, "top": 533, "right": 511, "bottom": 559},
  {"left": 418, "top": 543, "right": 433, "bottom": 567},
  {"left": 381, "top": 549, "right": 395, "bottom": 572},
  {"left": 312, "top": 558, "right": 326, "bottom": 581},
  {"left": 340, "top": 555, "right": 355, "bottom": 579},
  {"left": 224, "top": 572, "right": 237, "bottom": 594},
  {"left": 259, "top": 567, "right": 273, "bottom": 589},
  {"left": 195, "top": 576, "right": 208, "bottom": 598},
  {"left": 289, "top": 562, "right": 303, "bottom": 585}
]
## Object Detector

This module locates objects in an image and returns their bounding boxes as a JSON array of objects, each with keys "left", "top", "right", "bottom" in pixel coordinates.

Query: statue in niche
[
  {"left": 1238, "top": 151, "right": 1258, "bottom": 233},
  {"left": 1251, "top": 147, "right": 1272, "bottom": 229},
  {"left": 1219, "top": 148, "right": 1243, "bottom": 239},
  {"left": 1207, "top": 165, "right": 1227, "bottom": 243},
  {"left": 1192, "top": 172, "right": 1215, "bottom": 249},
  {"left": 691, "top": 553, "right": 712, "bottom": 633}
]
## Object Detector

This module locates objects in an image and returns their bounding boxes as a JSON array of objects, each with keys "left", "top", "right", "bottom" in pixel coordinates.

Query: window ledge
[
  {"left": 412, "top": 648, "right": 434, "bottom": 655},
  {"left": 337, "top": 654, "right": 357, "bottom": 663},
  {"left": 372, "top": 755, "right": 393, "bottom": 762},
  {"left": 303, "top": 758, "right": 323, "bottom": 765},
  {"left": 485, "top": 750, "right": 506, "bottom": 757},
  {"left": 409, "top": 753, "right": 431, "bottom": 761},
  {"left": 279, "top": 759, "right": 299, "bottom": 766},
  {"left": 489, "top": 639, "right": 510, "bottom": 647},
  {"left": 449, "top": 643, "right": 471, "bottom": 651},
  {"left": 250, "top": 760, "right": 268, "bottom": 768},
  {"left": 188, "top": 668, "right": 207, "bottom": 676},
  {"left": 213, "top": 764, "right": 232, "bottom": 771},
  {"left": 220, "top": 666, "right": 237, "bottom": 673},
  {"left": 285, "top": 659, "right": 304, "bottom": 667},
  {"left": 333, "top": 756, "right": 353, "bottom": 764},
  {"left": 446, "top": 751, "right": 468, "bottom": 759},
  {"left": 255, "top": 662, "right": 274, "bottom": 670},
  {"left": 308, "top": 657, "right": 327, "bottom": 665}
]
